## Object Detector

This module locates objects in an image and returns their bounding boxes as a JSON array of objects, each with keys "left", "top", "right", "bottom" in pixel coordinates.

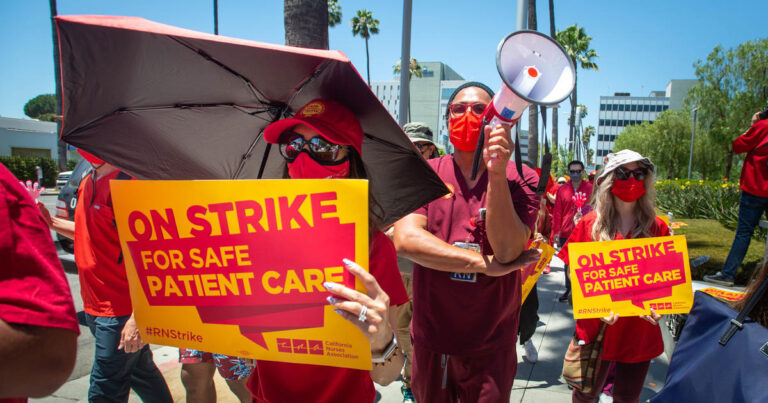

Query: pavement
[{"left": 31, "top": 255, "right": 670, "bottom": 403}]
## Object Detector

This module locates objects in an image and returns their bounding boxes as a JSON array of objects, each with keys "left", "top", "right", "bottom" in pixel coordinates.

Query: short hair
[
  {"left": 444, "top": 81, "right": 495, "bottom": 124},
  {"left": 567, "top": 160, "right": 585, "bottom": 170}
]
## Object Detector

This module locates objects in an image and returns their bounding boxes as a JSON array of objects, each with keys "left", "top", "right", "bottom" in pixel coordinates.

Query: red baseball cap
[
  {"left": 263, "top": 99, "right": 363, "bottom": 154},
  {"left": 77, "top": 149, "right": 105, "bottom": 165}
]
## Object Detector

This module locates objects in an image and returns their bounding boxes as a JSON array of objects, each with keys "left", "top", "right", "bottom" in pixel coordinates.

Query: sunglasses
[
  {"left": 278, "top": 132, "right": 346, "bottom": 163},
  {"left": 449, "top": 102, "right": 487, "bottom": 116},
  {"left": 414, "top": 142, "right": 433, "bottom": 152},
  {"left": 614, "top": 166, "right": 649, "bottom": 181},
  {"left": 569, "top": 169, "right": 583, "bottom": 175}
]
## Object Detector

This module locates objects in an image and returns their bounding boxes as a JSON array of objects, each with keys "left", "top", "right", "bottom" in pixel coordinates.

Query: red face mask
[
  {"left": 611, "top": 177, "right": 646, "bottom": 202},
  {"left": 287, "top": 152, "right": 350, "bottom": 179},
  {"left": 449, "top": 110, "right": 482, "bottom": 152}
]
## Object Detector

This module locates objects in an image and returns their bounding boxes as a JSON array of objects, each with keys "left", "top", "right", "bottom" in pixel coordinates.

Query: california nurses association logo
[{"left": 300, "top": 102, "right": 326, "bottom": 117}]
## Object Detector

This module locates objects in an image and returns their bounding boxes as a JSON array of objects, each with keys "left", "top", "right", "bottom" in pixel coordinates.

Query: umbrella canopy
[{"left": 55, "top": 15, "right": 447, "bottom": 226}]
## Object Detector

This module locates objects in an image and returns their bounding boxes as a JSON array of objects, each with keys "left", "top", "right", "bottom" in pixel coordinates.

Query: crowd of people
[{"left": 2, "top": 82, "right": 767, "bottom": 403}]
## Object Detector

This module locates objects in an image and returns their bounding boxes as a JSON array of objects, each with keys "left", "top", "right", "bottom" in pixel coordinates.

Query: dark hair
[
  {"left": 346, "top": 148, "right": 386, "bottom": 231},
  {"left": 758, "top": 106, "right": 768, "bottom": 121},
  {"left": 731, "top": 261, "right": 768, "bottom": 328},
  {"left": 568, "top": 160, "right": 585, "bottom": 170},
  {"left": 444, "top": 81, "right": 495, "bottom": 125}
]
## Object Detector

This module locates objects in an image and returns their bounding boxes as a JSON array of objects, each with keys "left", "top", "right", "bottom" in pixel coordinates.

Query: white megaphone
[{"left": 471, "top": 30, "right": 575, "bottom": 179}]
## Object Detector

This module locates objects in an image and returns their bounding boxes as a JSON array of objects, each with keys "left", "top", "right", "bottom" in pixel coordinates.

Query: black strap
[
  {"left": 719, "top": 275, "right": 768, "bottom": 345},
  {"left": 111, "top": 171, "right": 131, "bottom": 265}
]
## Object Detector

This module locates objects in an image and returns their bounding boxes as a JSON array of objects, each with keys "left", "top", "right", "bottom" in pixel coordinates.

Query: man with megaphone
[{"left": 393, "top": 81, "right": 542, "bottom": 402}]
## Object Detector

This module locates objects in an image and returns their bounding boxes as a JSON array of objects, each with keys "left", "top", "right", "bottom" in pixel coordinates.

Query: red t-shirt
[
  {"left": 247, "top": 230, "right": 408, "bottom": 403},
  {"left": 75, "top": 170, "right": 133, "bottom": 317},
  {"left": 552, "top": 180, "right": 593, "bottom": 240},
  {"left": 411, "top": 155, "right": 540, "bottom": 355},
  {"left": 0, "top": 164, "right": 80, "bottom": 403},
  {"left": 559, "top": 212, "right": 667, "bottom": 363},
  {"left": 733, "top": 119, "right": 768, "bottom": 197}
]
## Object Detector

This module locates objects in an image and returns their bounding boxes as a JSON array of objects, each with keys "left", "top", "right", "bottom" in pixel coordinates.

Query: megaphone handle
[{"left": 469, "top": 120, "right": 487, "bottom": 181}]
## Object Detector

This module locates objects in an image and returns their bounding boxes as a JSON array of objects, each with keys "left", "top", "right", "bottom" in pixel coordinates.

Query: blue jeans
[
  {"left": 85, "top": 314, "right": 172, "bottom": 403},
  {"left": 720, "top": 191, "right": 768, "bottom": 279},
  {"left": 560, "top": 236, "right": 571, "bottom": 294}
]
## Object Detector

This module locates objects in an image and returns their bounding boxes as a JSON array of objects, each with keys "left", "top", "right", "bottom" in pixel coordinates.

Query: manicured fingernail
[
  {"left": 343, "top": 258, "right": 354, "bottom": 266},
  {"left": 333, "top": 309, "right": 343, "bottom": 315},
  {"left": 536, "top": 249, "right": 543, "bottom": 253},
  {"left": 326, "top": 296, "right": 337, "bottom": 304},
  {"left": 323, "top": 282, "right": 334, "bottom": 289}
]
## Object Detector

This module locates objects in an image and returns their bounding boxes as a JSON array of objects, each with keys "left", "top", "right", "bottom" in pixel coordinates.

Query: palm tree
[
  {"left": 284, "top": 0, "right": 328, "bottom": 49},
  {"left": 555, "top": 24, "right": 599, "bottom": 152},
  {"left": 328, "top": 0, "right": 342, "bottom": 27},
  {"left": 351, "top": 9, "right": 380, "bottom": 85},
  {"left": 582, "top": 125, "right": 595, "bottom": 165},
  {"left": 548, "top": 0, "right": 558, "bottom": 148},
  {"left": 393, "top": 58, "right": 423, "bottom": 78},
  {"left": 527, "top": 0, "right": 538, "bottom": 166}
]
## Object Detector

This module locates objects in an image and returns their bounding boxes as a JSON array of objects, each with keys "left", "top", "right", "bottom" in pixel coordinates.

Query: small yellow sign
[{"left": 568, "top": 235, "right": 694, "bottom": 319}]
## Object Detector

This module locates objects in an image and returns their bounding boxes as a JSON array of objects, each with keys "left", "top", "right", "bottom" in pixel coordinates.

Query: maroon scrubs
[{"left": 410, "top": 155, "right": 539, "bottom": 402}]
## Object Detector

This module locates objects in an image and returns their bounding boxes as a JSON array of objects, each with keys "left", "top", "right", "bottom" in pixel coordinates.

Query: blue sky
[{"left": 1, "top": 0, "right": 767, "bottom": 150}]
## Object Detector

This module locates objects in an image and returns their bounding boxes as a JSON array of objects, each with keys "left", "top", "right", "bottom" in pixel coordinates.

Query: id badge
[{"left": 451, "top": 242, "right": 480, "bottom": 283}]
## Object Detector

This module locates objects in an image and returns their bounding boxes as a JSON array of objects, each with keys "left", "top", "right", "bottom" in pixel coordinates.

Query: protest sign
[
  {"left": 111, "top": 179, "right": 373, "bottom": 369},
  {"left": 521, "top": 241, "right": 555, "bottom": 303},
  {"left": 569, "top": 235, "right": 694, "bottom": 319},
  {"left": 698, "top": 287, "right": 745, "bottom": 302}
]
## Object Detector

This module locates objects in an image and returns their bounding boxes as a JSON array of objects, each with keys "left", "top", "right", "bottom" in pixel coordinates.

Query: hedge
[{"left": 0, "top": 156, "right": 59, "bottom": 188}]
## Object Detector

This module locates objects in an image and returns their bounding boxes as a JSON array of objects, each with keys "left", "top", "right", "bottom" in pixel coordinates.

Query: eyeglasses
[
  {"left": 449, "top": 102, "right": 487, "bottom": 116},
  {"left": 614, "top": 166, "right": 649, "bottom": 181},
  {"left": 569, "top": 169, "right": 583, "bottom": 175},
  {"left": 278, "top": 132, "right": 346, "bottom": 163},
  {"left": 414, "top": 142, "right": 433, "bottom": 152}
]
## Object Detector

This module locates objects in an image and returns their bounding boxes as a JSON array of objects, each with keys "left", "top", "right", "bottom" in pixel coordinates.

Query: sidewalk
[{"left": 34, "top": 257, "right": 669, "bottom": 402}]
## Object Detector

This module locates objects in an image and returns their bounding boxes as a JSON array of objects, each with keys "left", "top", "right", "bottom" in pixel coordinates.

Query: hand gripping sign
[
  {"left": 521, "top": 240, "right": 555, "bottom": 303},
  {"left": 568, "top": 235, "right": 694, "bottom": 319},
  {"left": 111, "top": 179, "right": 373, "bottom": 370}
]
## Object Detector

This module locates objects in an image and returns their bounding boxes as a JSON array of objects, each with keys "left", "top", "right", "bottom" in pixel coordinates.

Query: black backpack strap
[
  {"left": 719, "top": 275, "right": 768, "bottom": 345},
  {"left": 111, "top": 171, "right": 131, "bottom": 265}
]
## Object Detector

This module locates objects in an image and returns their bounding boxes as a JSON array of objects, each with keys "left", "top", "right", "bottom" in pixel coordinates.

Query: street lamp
[{"left": 687, "top": 107, "right": 699, "bottom": 179}]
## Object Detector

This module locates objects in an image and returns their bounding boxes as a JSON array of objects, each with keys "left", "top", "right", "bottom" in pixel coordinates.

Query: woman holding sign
[
  {"left": 559, "top": 150, "right": 668, "bottom": 403},
  {"left": 245, "top": 99, "right": 409, "bottom": 403}
]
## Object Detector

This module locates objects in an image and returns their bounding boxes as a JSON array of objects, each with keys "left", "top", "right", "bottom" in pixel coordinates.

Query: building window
[
  {"left": 643, "top": 104, "right": 650, "bottom": 112},
  {"left": 600, "top": 104, "right": 606, "bottom": 111},
  {"left": 630, "top": 104, "right": 637, "bottom": 112},
  {"left": 611, "top": 120, "right": 617, "bottom": 126}
]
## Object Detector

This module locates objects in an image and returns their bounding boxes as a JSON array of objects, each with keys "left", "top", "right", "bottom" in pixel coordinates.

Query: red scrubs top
[
  {"left": 74, "top": 169, "right": 133, "bottom": 317},
  {"left": 411, "top": 155, "right": 540, "bottom": 356},
  {"left": 0, "top": 163, "right": 80, "bottom": 403},
  {"left": 559, "top": 212, "right": 667, "bottom": 363},
  {"left": 247, "top": 231, "right": 408, "bottom": 403},
  {"left": 552, "top": 180, "right": 593, "bottom": 240}
]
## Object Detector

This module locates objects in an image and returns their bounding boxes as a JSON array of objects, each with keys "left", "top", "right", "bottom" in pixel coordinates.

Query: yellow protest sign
[
  {"left": 521, "top": 241, "right": 555, "bottom": 303},
  {"left": 698, "top": 287, "right": 745, "bottom": 302},
  {"left": 568, "top": 235, "right": 694, "bottom": 319},
  {"left": 110, "top": 179, "right": 373, "bottom": 370}
]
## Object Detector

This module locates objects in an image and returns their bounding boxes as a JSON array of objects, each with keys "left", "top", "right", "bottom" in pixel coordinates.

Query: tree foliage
[
  {"left": 684, "top": 38, "right": 768, "bottom": 179},
  {"left": 555, "top": 25, "right": 599, "bottom": 152},
  {"left": 23, "top": 94, "right": 56, "bottom": 121},
  {"left": 612, "top": 110, "right": 714, "bottom": 179},
  {"left": 328, "top": 0, "right": 342, "bottom": 27},
  {"left": 351, "top": 9, "right": 380, "bottom": 85},
  {"left": 393, "top": 58, "right": 423, "bottom": 78}
]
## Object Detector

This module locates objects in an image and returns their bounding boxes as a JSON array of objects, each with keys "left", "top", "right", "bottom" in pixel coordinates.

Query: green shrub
[
  {"left": 0, "top": 156, "right": 58, "bottom": 187},
  {"left": 656, "top": 179, "right": 765, "bottom": 240},
  {"left": 66, "top": 159, "right": 79, "bottom": 171}
]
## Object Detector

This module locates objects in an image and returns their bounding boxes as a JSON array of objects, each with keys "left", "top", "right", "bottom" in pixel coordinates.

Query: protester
[
  {"left": 404, "top": 121, "right": 440, "bottom": 160},
  {"left": 388, "top": 121, "right": 438, "bottom": 402},
  {"left": 559, "top": 149, "right": 666, "bottom": 403},
  {"left": 180, "top": 349, "right": 252, "bottom": 403},
  {"left": 35, "top": 165, "right": 43, "bottom": 185},
  {"left": 38, "top": 151, "right": 173, "bottom": 402},
  {"left": 247, "top": 99, "right": 409, "bottom": 403},
  {"left": 393, "top": 82, "right": 541, "bottom": 402},
  {"left": 0, "top": 163, "right": 79, "bottom": 402},
  {"left": 704, "top": 108, "right": 768, "bottom": 286},
  {"left": 553, "top": 160, "right": 593, "bottom": 302}
]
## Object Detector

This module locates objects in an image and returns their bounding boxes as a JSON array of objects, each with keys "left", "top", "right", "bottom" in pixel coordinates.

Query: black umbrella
[{"left": 56, "top": 15, "right": 447, "bottom": 226}]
